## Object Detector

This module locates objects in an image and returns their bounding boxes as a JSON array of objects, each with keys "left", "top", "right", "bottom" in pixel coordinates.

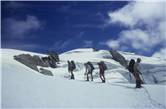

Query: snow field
[{"left": 1, "top": 48, "right": 166, "bottom": 108}]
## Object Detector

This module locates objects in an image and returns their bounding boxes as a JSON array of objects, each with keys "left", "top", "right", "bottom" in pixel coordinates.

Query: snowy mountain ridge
[{"left": 1, "top": 48, "right": 166, "bottom": 108}]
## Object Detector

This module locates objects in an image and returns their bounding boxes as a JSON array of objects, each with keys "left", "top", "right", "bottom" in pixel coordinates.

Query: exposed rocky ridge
[
  {"left": 109, "top": 50, "right": 128, "bottom": 68},
  {"left": 14, "top": 54, "right": 40, "bottom": 72},
  {"left": 14, "top": 52, "right": 59, "bottom": 76}
]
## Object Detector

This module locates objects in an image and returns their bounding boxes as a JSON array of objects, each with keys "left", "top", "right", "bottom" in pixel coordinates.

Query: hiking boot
[
  {"left": 136, "top": 80, "right": 141, "bottom": 88},
  {"left": 102, "top": 80, "right": 105, "bottom": 83},
  {"left": 71, "top": 75, "right": 75, "bottom": 79},
  {"left": 136, "top": 85, "right": 142, "bottom": 88}
]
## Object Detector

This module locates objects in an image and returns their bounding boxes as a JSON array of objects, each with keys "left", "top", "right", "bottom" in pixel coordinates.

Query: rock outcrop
[
  {"left": 109, "top": 50, "right": 128, "bottom": 68},
  {"left": 14, "top": 52, "right": 59, "bottom": 76},
  {"left": 14, "top": 54, "right": 39, "bottom": 72},
  {"left": 39, "top": 68, "right": 53, "bottom": 76}
]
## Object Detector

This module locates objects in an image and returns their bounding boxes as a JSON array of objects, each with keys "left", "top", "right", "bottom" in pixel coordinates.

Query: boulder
[
  {"left": 39, "top": 68, "right": 53, "bottom": 76},
  {"left": 41, "top": 57, "right": 50, "bottom": 65},
  {"left": 14, "top": 54, "right": 39, "bottom": 72},
  {"left": 48, "top": 58, "right": 57, "bottom": 68},
  {"left": 33, "top": 55, "right": 43, "bottom": 66},
  {"left": 41, "top": 52, "right": 59, "bottom": 68},
  {"left": 109, "top": 50, "right": 128, "bottom": 68},
  {"left": 48, "top": 52, "right": 60, "bottom": 62}
]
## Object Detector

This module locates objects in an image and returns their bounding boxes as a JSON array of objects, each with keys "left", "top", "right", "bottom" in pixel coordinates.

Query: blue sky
[{"left": 1, "top": 1, "right": 166, "bottom": 58}]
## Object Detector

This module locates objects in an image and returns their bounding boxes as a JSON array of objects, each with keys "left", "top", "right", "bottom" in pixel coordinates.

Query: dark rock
[
  {"left": 48, "top": 58, "right": 56, "bottom": 68},
  {"left": 14, "top": 51, "right": 60, "bottom": 71},
  {"left": 41, "top": 51, "right": 59, "bottom": 68},
  {"left": 41, "top": 57, "right": 49, "bottom": 63},
  {"left": 41, "top": 56, "right": 54, "bottom": 67},
  {"left": 14, "top": 54, "right": 39, "bottom": 72},
  {"left": 109, "top": 50, "right": 128, "bottom": 68},
  {"left": 92, "top": 48, "right": 99, "bottom": 52},
  {"left": 48, "top": 52, "right": 60, "bottom": 62},
  {"left": 14, "top": 53, "right": 59, "bottom": 76},
  {"left": 33, "top": 55, "right": 49, "bottom": 67},
  {"left": 39, "top": 68, "right": 53, "bottom": 76}
]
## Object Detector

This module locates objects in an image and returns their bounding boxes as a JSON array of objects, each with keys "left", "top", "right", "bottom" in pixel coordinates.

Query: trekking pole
[{"left": 140, "top": 73, "right": 146, "bottom": 84}]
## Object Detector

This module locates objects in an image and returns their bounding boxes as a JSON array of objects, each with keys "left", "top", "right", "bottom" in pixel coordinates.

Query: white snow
[
  {"left": 119, "top": 51, "right": 166, "bottom": 84},
  {"left": 1, "top": 48, "right": 166, "bottom": 108},
  {"left": 119, "top": 51, "right": 166, "bottom": 65}
]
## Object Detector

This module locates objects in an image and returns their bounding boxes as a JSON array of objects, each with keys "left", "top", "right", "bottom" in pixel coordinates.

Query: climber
[{"left": 98, "top": 61, "right": 107, "bottom": 83}]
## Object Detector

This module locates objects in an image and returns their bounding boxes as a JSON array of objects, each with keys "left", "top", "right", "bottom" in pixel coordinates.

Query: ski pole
[{"left": 140, "top": 73, "right": 146, "bottom": 84}]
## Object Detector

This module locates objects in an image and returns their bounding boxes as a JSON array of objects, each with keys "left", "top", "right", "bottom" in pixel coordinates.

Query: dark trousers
[
  {"left": 87, "top": 71, "right": 93, "bottom": 81},
  {"left": 132, "top": 72, "right": 142, "bottom": 88},
  {"left": 100, "top": 71, "right": 105, "bottom": 83},
  {"left": 136, "top": 80, "right": 141, "bottom": 88},
  {"left": 70, "top": 71, "right": 75, "bottom": 79}
]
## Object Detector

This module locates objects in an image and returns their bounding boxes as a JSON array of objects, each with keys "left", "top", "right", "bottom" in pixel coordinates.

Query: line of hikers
[
  {"left": 67, "top": 60, "right": 107, "bottom": 83},
  {"left": 67, "top": 58, "right": 143, "bottom": 88}
]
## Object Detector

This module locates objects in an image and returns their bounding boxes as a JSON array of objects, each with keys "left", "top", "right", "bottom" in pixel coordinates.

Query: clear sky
[{"left": 1, "top": 1, "right": 166, "bottom": 58}]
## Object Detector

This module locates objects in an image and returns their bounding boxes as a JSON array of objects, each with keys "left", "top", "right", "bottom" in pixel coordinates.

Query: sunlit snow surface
[{"left": 1, "top": 48, "right": 166, "bottom": 108}]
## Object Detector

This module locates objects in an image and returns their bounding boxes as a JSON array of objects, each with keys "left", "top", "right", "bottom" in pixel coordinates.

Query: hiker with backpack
[
  {"left": 128, "top": 59, "right": 135, "bottom": 81},
  {"left": 84, "top": 63, "right": 88, "bottom": 80},
  {"left": 67, "top": 60, "right": 72, "bottom": 74},
  {"left": 127, "top": 58, "right": 143, "bottom": 88},
  {"left": 134, "top": 58, "right": 144, "bottom": 87},
  {"left": 84, "top": 61, "right": 95, "bottom": 81},
  {"left": 68, "top": 60, "right": 76, "bottom": 80},
  {"left": 98, "top": 61, "right": 107, "bottom": 83}
]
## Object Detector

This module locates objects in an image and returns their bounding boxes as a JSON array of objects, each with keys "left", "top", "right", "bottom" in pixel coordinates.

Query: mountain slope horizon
[{"left": 1, "top": 48, "right": 166, "bottom": 108}]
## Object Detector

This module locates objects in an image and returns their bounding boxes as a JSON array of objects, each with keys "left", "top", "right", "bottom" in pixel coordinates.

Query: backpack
[
  {"left": 128, "top": 59, "right": 135, "bottom": 73},
  {"left": 71, "top": 61, "right": 76, "bottom": 70},
  {"left": 87, "top": 62, "right": 95, "bottom": 70}
]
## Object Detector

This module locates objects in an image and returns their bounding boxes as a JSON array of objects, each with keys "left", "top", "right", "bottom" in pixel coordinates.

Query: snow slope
[
  {"left": 119, "top": 51, "right": 166, "bottom": 84},
  {"left": 1, "top": 48, "right": 166, "bottom": 108}
]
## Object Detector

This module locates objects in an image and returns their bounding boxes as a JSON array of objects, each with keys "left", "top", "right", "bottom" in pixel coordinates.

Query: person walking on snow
[
  {"left": 84, "top": 61, "right": 94, "bottom": 81},
  {"left": 133, "top": 58, "right": 143, "bottom": 88},
  {"left": 69, "top": 60, "right": 76, "bottom": 80},
  {"left": 98, "top": 61, "right": 107, "bottom": 83},
  {"left": 67, "top": 61, "right": 72, "bottom": 74}
]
